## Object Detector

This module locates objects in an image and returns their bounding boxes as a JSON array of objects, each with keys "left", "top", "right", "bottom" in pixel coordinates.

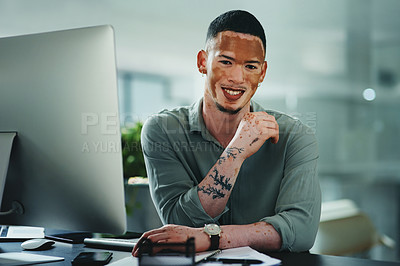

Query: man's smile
[{"left": 221, "top": 86, "right": 246, "bottom": 100}]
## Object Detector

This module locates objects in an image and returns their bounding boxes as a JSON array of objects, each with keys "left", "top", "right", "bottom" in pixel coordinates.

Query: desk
[
  {"left": 1, "top": 240, "right": 399, "bottom": 265},
  {"left": 268, "top": 252, "right": 400, "bottom": 266}
]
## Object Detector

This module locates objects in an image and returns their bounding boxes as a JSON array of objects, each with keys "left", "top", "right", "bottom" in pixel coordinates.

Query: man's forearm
[
  {"left": 197, "top": 146, "right": 245, "bottom": 218},
  {"left": 220, "top": 222, "right": 282, "bottom": 252},
  {"left": 132, "top": 222, "right": 282, "bottom": 257}
]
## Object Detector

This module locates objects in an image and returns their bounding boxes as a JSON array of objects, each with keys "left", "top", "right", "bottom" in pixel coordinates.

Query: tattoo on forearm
[
  {"left": 210, "top": 168, "right": 232, "bottom": 191},
  {"left": 218, "top": 147, "right": 244, "bottom": 164},
  {"left": 226, "top": 147, "right": 244, "bottom": 159},
  {"left": 198, "top": 185, "right": 225, "bottom": 199},
  {"left": 200, "top": 148, "right": 242, "bottom": 199},
  {"left": 198, "top": 167, "right": 233, "bottom": 199},
  {"left": 249, "top": 137, "right": 259, "bottom": 146}
]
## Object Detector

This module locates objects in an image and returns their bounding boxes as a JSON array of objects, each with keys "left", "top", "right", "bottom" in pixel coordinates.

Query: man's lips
[{"left": 221, "top": 86, "right": 245, "bottom": 100}]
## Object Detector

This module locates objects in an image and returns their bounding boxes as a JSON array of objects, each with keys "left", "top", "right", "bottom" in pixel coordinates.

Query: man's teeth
[{"left": 224, "top": 88, "right": 243, "bottom": 96}]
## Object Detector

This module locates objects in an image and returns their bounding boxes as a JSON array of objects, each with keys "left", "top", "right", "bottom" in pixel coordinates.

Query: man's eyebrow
[
  {"left": 246, "top": 60, "right": 262, "bottom": 64},
  {"left": 218, "top": 55, "right": 262, "bottom": 64},
  {"left": 218, "top": 54, "right": 235, "bottom": 61}
]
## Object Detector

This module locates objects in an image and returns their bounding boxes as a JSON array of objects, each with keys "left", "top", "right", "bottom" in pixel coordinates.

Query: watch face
[{"left": 205, "top": 224, "right": 221, "bottom": 235}]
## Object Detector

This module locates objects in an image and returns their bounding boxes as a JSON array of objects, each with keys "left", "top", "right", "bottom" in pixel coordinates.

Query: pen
[{"left": 205, "top": 257, "right": 263, "bottom": 264}]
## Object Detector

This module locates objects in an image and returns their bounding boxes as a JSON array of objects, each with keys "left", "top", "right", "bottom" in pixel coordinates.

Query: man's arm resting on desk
[
  {"left": 220, "top": 222, "right": 282, "bottom": 252},
  {"left": 132, "top": 221, "right": 281, "bottom": 257},
  {"left": 261, "top": 121, "right": 321, "bottom": 252}
]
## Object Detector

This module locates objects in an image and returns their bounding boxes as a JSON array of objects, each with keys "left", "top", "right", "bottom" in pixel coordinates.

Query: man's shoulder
[
  {"left": 142, "top": 105, "right": 192, "bottom": 136},
  {"left": 147, "top": 105, "right": 190, "bottom": 123}
]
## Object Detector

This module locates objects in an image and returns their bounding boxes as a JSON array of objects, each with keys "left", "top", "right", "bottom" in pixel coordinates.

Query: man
[{"left": 133, "top": 10, "right": 320, "bottom": 256}]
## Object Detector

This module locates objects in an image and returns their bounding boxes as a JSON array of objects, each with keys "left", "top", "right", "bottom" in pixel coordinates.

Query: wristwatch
[{"left": 204, "top": 224, "right": 221, "bottom": 250}]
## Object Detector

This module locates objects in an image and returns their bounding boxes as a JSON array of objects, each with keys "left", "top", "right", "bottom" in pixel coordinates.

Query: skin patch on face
[{"left": 213, "top": 31, "right": 265, "bottom": 58}]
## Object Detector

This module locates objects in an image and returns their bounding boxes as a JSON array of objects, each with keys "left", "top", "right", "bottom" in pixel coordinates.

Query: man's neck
[{"left": 202, "top": 95, "right": 250, "bottom": 148}]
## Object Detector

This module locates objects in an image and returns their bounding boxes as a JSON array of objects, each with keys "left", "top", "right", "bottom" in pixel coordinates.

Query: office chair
[{"left": 310, "top": 199, "right": 395, "bottom": 256}]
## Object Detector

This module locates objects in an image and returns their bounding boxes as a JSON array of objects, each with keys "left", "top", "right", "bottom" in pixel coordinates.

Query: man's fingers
[
  {"left": 257, "top": 121, "right": 278, "bottom": 130},
  {"left": 272, "top": 122, "right": 279, "bottom": 143},
  {"left": 132, "top": 229, "right": 164, "bottom": 256},
  {"left": 270, "top": 133, "right": 279, "bottom": 144},
  {"left": 132, "top": 234, "right": 189, "bottom": 257},
  {"left": 257, "top": 123, "right": 279, "bottom": 144},
  {"left": 132, "top": 235, "right": 148, "bottom": 256},
  {"left": 256, "top": 114, "right": 279, "bottom": 144},
  {"left": 146, "top": 232, "right": 170, "bottom": 243},
  {"left": 132, "top": 234, "right": 168, "bottom": 257}
]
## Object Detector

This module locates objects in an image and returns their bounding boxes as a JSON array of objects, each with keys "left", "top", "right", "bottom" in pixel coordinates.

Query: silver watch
[{"left": 204, "top": 224, "right": 221, "bottom": 250}]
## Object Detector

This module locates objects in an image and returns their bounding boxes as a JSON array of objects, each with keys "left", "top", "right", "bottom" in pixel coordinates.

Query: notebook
[
  {"left": 0, "top": 253, "right": 64, "bottom": 265},
  {"left": 0, "top": 225, "right": 44, "bottom": 240}
]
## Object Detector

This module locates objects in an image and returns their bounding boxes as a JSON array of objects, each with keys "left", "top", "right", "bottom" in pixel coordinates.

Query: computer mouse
[{"left": 21, "top": 238, "right": 55, "bottom": 250}]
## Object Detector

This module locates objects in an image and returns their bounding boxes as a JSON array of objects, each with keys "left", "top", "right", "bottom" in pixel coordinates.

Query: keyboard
[{"left": 84, "top": 237, "right": 139, "bottom": 251}]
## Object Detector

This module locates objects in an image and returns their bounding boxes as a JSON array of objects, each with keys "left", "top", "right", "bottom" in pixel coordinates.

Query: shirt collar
[
  {"left": 188, "top": 97, "right": 258, "bottom": 133},
  {"left": 188, "top": 98, "right": 262, "bottom": 148},
  {"left": 188, "top": 98, "right": 204, "bottom": 133}
]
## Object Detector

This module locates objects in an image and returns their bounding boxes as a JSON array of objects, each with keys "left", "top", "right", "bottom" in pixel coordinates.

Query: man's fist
[{"left": 229, "top": 112, "right": 279, "bottom": 159}]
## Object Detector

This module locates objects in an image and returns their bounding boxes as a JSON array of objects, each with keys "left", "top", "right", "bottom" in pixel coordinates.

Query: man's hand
[
  {"left": 132, "top": 222, "right": 282, "bottom": 257},
  {"left": 230, "top": 112, "right": 279, "bottom": 160},
  {"left": 132, "top": 224, "right": 210, "bottom": 257}
]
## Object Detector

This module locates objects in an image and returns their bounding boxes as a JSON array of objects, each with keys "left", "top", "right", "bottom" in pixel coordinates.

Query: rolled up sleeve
[
  {"left": 141, "top": 115, "right": 228, "bottom": 227},
  {"left": 261, "top": 122, "right": 321, "bottom": 252}
]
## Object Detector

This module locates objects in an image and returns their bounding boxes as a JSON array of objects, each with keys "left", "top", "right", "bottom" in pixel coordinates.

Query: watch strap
[{"left": 209, "top": 234, "right": 220, "bottom": 250}]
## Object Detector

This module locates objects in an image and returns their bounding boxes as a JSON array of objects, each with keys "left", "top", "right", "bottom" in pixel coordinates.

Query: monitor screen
[{"left": 0, "top": 25, "right": 126, "bottom": 235}]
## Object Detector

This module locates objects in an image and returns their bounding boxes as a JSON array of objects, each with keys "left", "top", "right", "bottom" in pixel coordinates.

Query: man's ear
[
  {"left": 197, "top": 50, "right": 207, "bottom": 74},
  {"left": 258, "top": 60, "right": 268, "bottom": 83}
]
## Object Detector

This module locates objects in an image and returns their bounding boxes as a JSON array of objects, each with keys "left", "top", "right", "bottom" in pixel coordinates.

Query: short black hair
[{"left": 206, "top": 10, "right": 266, "bottom": 54}]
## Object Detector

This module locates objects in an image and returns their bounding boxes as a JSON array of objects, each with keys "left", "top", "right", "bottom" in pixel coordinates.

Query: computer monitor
[{"left": 0, "top": 25, "right": 127, "bottom": 235}]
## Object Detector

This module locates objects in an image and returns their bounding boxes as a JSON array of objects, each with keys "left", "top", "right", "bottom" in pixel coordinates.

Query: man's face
[{"left": 201, "top": 31, "right": 267, "bottom": 114}]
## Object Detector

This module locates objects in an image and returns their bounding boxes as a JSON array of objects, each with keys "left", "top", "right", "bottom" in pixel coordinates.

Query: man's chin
[{"left": 215, "top": 102, "right": 242, "bottom": 115}]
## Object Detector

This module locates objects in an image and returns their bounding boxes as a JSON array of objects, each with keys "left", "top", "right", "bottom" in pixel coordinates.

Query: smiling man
[{"left": 133, "top": 10, "right": 321, "bottom": 256}]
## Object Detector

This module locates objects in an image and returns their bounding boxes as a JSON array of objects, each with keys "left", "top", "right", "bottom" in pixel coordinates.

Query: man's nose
[{"left": 228, "top": 65, "right": 245, "bottom": 84}]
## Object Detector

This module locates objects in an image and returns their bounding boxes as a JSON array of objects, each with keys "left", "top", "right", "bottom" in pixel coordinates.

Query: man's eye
[
  {"left": 219, "top": 60, "right": 232, "bottom": 65},
  {"left": 246, "top": 65, "right": 257, "bottom": 70}
]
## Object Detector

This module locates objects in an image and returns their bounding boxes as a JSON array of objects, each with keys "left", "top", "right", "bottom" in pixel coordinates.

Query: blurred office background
[{"left": 1, "top": 0, "right": 399, "bottom": 262}]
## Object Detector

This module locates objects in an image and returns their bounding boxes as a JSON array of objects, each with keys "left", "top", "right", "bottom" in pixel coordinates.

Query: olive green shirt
[{"left": 141, "top": 98, "right": 321, "bottom": 251}]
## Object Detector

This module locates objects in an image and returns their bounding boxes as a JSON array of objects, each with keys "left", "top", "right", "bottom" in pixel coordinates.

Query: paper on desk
[
  {"left": 108, "top": 249, "right": 219, "bottom": 265},
  {"left": 0, "top": 226, "right": 45, "bottom": 239},
  {"left": 108, "top": 246, "right": 281, "bottom": 266},
  {"left": 214, "top": 246, "right": 281, "bottom": 265},
  {"left": 0, "top": 253, "right": 64, "bottom": 265},
  {"left": 107, "top": 254, "right": 210, "bottom": 266},
  {"left": 108, "top": 256, "right": 223, "bottom": 266},
  {"left": 108, "top": 256, "right": 137, "bottom": 266}
]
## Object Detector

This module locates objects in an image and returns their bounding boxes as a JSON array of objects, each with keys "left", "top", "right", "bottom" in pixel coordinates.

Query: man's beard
[{"left": 215, "top": 101, "right": 242, "bottom": 115}]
